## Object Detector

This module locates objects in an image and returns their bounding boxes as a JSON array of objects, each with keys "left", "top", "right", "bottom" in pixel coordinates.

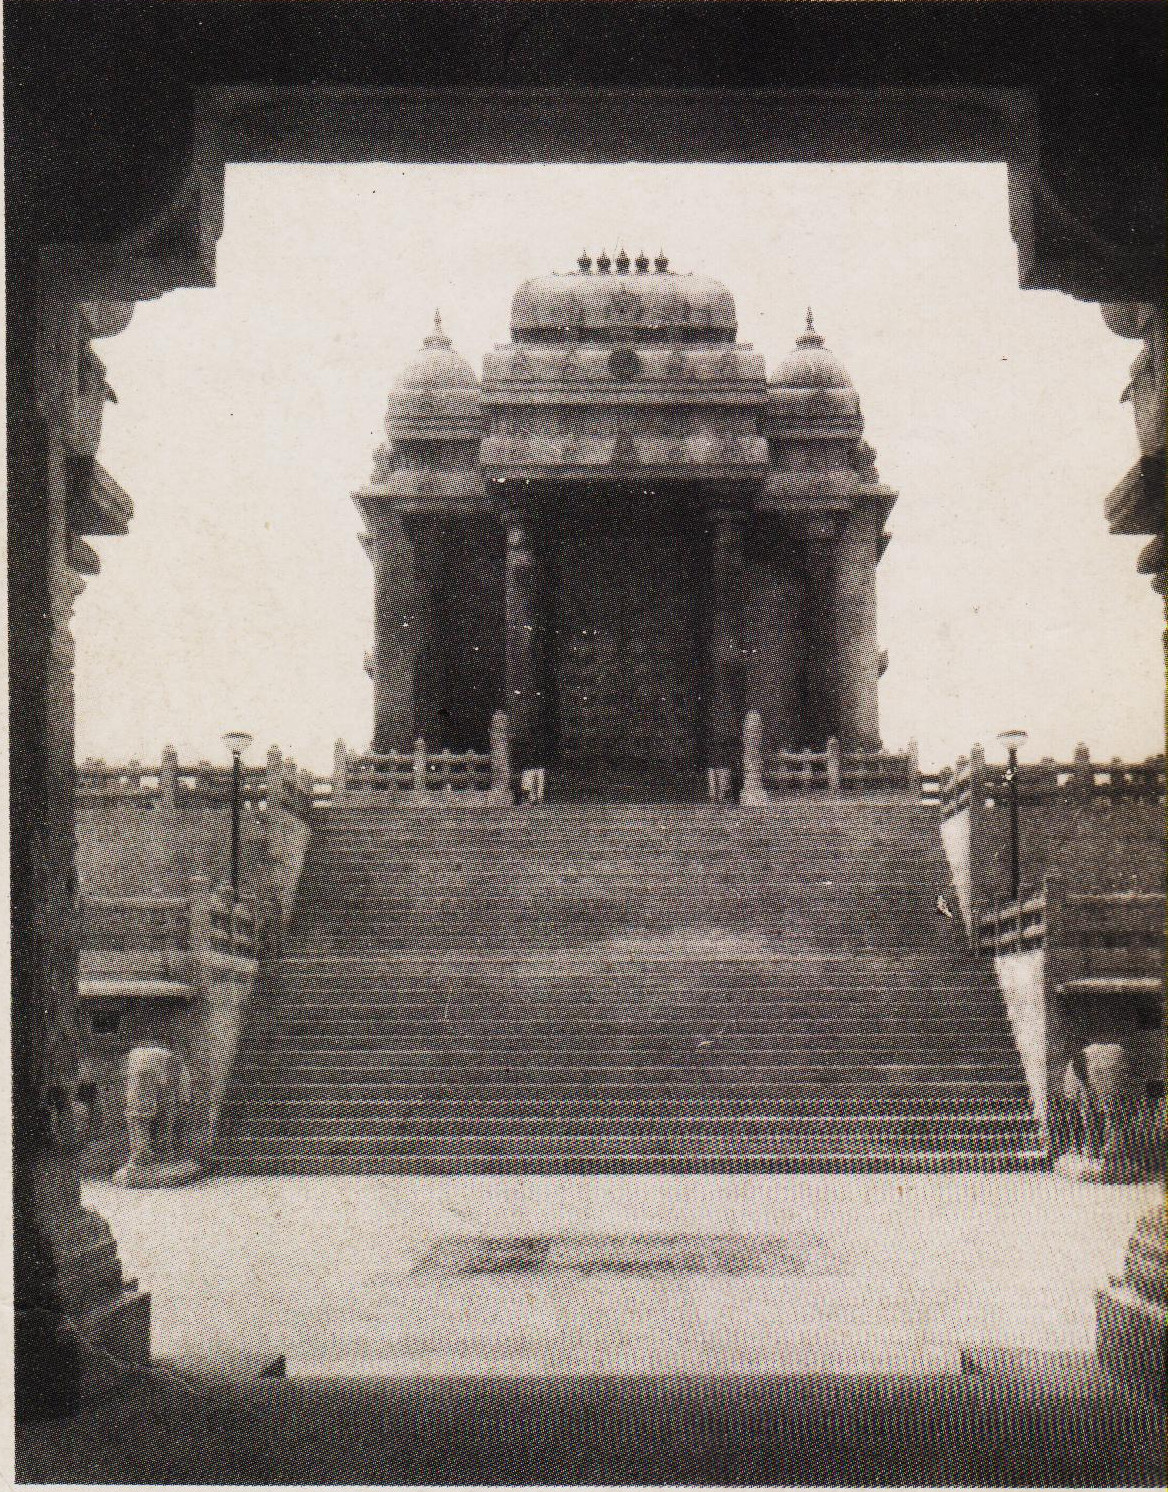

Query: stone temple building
[{"left": 353, "top": 251, "right": 896, "bottom": 796}]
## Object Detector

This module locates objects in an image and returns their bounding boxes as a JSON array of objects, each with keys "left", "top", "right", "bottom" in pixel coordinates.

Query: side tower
[
  {"left": 757, "top": 313, "right": 898, "bottom": 751},
  {"left": 352, "top": 315, "right": 498, "bottom": 752}
]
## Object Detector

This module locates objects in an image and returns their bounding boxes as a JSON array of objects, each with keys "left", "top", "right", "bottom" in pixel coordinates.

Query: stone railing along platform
[
  {"left": 939, "top": 745, "right": 1165, "bottom": 822},
  {"left": 739, "top": 710, "right": 938, "bottom": 803},
  {"left": 79, "top": 877, "right": 260, "bottom": 1176},
  {"left": 80, "top": 877, "right": 256, "bottom": 986},
  {"left": 972, "top": 872, "right": 1165, "bottom": 1150},
  {"left": 78, "top": 744, "right": 317, "bottom": 820},
  {"left": 327, "top": 710, "right": 513, "bottom": 805}
]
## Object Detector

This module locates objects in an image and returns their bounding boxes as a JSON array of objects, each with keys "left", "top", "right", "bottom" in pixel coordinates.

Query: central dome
[{"left": 511, "top": 256, "right": 737, "bottom": 342}]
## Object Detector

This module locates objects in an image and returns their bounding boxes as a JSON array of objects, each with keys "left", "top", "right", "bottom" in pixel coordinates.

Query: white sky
[{"left": 82, "top": 163, "right": 1163, "bottom": 774}]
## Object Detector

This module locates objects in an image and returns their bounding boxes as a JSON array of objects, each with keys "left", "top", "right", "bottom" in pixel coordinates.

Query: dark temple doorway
[{"left": 549, "top": 492, "right": 706, "bottom": 800}]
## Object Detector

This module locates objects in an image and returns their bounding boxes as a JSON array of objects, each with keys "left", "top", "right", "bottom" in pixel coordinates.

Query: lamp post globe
[
  {"left": 997, "top": 729, "right": 1028, "bottom": 901},
  {"left": 222, "top": 732, "right": 253, "bottom": 899}
]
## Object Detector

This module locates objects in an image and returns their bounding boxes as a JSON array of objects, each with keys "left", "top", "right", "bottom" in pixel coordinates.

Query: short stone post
[
  {"left": 826, "top": 736, "right": 842, "bottom": 796},
  {"left": 906, "top": 739, "right": 921, "bottom": 799},
  {"left": 265, "top": 745, "right": 284, "bottom": 853},
  {"left": 332, "top": 739, "right": 348, "bottom": 803},
  {"left": 740, "top": 710, "right": 769, "bottom": 806},
  {"left": 1073, "top": 743, "right": 1093, "bottom": 801},
  {"left": 968, "top": 742, "right": 989, "bottom": 909},
  {"left": 1043, "top": 871, "right": 1066, "bottom": 952},
  {"left": 159, "top": 745, "right": 178, "bottom": 813},
  {"left": 189, "top": 875, "right": 213, "bottom": 957},
  {"left": 412, "top": 736, "right": 428, "bottom": 803},
  {"left": 489, "top": 711, "right": 512, "bottom": 804}
]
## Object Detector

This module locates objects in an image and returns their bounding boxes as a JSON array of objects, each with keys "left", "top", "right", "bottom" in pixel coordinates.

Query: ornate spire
[
  {"left": 596, "top": 248, "right": 612, "bottom": 274},
  {"left": 654, "top": 249, "right": 669, "bottom": 273},
  {"left": 796, "top": 307, "right": 825, "bottom": 349},
  {"left": 615, "top": 247, "right": 631, "bottom": 274},
  {"left": 423, "top": 309, "right": 452, "bottom": 350},
  {"left": 577, "top": 249, "right": 593, "bottom": 273},
  {"left": 635, "top": 250, "right": 650, "bottom": 273}
]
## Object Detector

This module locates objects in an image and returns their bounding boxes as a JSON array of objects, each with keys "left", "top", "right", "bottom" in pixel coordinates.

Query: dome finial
[
  {"left": 796, "top": 307, "right": 825, "bottom": 349},
  {"left": 422, "top": 310, "right": 453, "bottom": 350},
  {"left": 654, "top": 249, "right": 669, "bottom": 274},
  {"left": 578, "top": 249, "right": 593, "bottom": 273},
  {"left": 435, "top": 308, "right": 443, "bottom": 334},
  {"left": 615, "top": 246, "right": 631, "bottom": 274}
]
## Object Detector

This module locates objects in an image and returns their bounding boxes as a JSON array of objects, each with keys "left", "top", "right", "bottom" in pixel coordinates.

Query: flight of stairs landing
[{"left": 215, "top": 802, "right": 1045, "bottom": 1174}]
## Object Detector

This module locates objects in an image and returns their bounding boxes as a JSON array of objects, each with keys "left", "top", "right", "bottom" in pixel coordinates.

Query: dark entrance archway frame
[{"left": 9, "top": 1, "right": 1165, "bottom": 1417}]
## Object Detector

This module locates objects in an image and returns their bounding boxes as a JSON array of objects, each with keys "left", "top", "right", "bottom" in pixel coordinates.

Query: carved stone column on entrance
[
  {"left": 705, "top": 503, "right": 748, "bottom": 773},
  {"left": 366, "top": 512, "right": 417, "bottom": 752},
  {"left": 831, "top": 504, "right": 883, "bottom": 751},
  {"left": 503, "top": 502, "right": 545, "bottom": 770},
  {"left": 15, "top": 284, "right": 149, "bottom": 1417}
]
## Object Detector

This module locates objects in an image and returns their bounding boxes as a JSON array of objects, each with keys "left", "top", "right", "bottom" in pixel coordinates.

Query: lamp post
[
  {"left": 222, "top": 732, "right": 253, "bottom": 900},
  {"left": 997, "top": 729, "right": 1028, "bottom": 902}
]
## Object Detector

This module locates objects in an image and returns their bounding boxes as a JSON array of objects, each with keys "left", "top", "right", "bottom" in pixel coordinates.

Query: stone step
[
  {"left": 241, "top": 1026, "right": 1018, "bottom": 1046},
  {"left": 213, "top": 1123, "right": 1041, "bottom": 1156},
  {"left": 222, "top": 1078, "right": 1031, "bottom": 1101},
  {"left": 221, "top": 1094, "right": 1036, "bottom": 1119},
  {"left": 214, "top": 1151, "right": 1048, "bottom": 1176},
  {"left": 218, "top": 1114, "right": 1039, "bottom": 1142}
]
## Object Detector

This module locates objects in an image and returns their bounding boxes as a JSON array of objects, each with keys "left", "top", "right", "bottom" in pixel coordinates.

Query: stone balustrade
[
  {"left": 976, "top": 878, "right": 1166, "bottom": 963},
  {"left": 975, "top": 871, "right": 1165, "bottom": 1153},
  {"left": 940, "top": 744, "right": 1166, "bottom": 823},
  {"left": 739, "top": 711, "right": 927, "bottom": 801},
  {"left": 328, "top": 711, "right": 514, "bottom": 805},
  {"left": 78, "top": 744, "right": 316, "bottom": 825},
  {"left": 80, "top": 879, "right": 255, "bottom": 961}
]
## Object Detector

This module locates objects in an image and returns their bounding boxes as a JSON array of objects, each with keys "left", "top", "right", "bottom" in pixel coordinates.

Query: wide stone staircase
[{"left": 215, "top": 802, "right": 1045, "bottom": 1173}]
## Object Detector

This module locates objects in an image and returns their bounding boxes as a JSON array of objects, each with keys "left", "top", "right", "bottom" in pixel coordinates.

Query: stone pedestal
[
  {"left": 706, "top": 504, "right": 748, "bottom": 772},
  {"left": 503, "top": 505, "right": 545, "bottom": 771}
]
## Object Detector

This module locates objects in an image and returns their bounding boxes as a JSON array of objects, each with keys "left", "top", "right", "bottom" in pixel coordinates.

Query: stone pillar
[
  {"left": 740, "top": 709, "right": 769, "bottom": 806},
  {"left": 967, "top": 743, "right": 991, "bottom": 916},
  {"left": 159, "top": 744, "right": 179, "bottom": 814},
  {"left": 1073, "top": 742, "right": 1094, "bottom": 800},
  {"left": 489, "top": 710, "right": 513, "bottom": 804},
  {"left": 706, "top": 504, "right": 748, "bottom": 772},
  {"left": 801, "top": 525, "right": 837, "bottom": 747},
  {"left": 906, "top": 739, "right": 921, "bottom": 799},
  {"left": 826, "top": 735, "right": 842, "bottom": 795},
  {"left": 13, "top": 285, "right": 146, "bottom": 1413},
  {"left": 333, "top": 739, "right": 348, "bottom": 802},
  {"left": 368, "top": 512, "right": 417, "bottom": 753},
  {"left": 412, "top": 736, "right": 429, "bottom": 802},
  {"left": 830, "top": 504, "right": 883, "bottom": 751},
  {"left": 503, "top": 503, "right": 546, "bottom": 771}
]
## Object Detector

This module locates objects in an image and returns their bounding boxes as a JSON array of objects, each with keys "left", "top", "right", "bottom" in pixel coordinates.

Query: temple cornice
[{"left": 480, "top": 432, "right": 770, "bottom": 481}]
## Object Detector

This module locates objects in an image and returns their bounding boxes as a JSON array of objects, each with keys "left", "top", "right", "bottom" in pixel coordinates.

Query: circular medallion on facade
[{"left": 608, "top": 346, "right": 642, "bottom": 381}]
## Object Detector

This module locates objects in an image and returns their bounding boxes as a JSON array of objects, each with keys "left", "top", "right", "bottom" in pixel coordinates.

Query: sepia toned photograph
[{"left": 7, "top": 2, "right": 1166, "bottom": 1484}]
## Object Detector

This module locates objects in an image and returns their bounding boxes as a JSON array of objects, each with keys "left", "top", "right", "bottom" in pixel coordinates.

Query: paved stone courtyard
[{"left": 85, "top": 1172, "right": 1158, "bottom": 1381}]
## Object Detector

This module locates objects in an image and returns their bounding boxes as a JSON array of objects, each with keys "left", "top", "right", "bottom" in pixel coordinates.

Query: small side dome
[
  {"left": 382, "top": 312, "right": 482, "bottom": 446},
  {"left": 395, "top": 312, "right": 479, "bottom": 391},
  {"left": 769, "top": 310, "right": 856, "bottom": 392}
]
